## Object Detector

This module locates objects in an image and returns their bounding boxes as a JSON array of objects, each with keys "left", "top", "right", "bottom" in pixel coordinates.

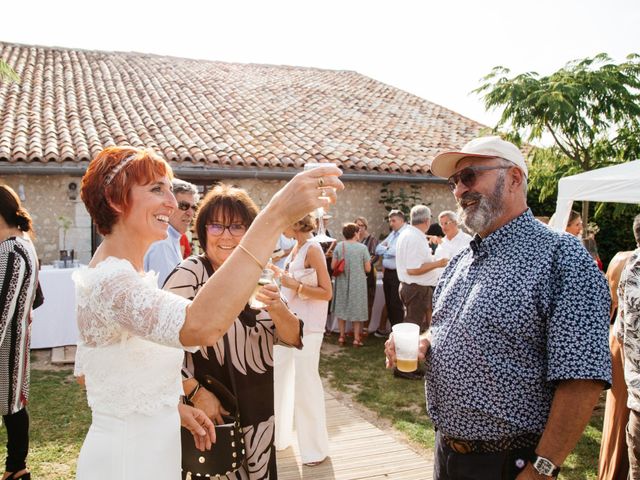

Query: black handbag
[{"left": 181, "top": 336, "right": 246, "bottom": 479}]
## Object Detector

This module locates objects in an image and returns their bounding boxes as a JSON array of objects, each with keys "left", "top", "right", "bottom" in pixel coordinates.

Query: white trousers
[
  {"left": 76, "top": 405, "right": 181, "bottom": 479},
  {"left": 273, "top": 332, "right": 329, "bottom": 463}
]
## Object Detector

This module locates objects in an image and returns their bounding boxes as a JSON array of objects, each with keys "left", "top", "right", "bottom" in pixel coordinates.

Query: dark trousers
[
  {"left": 3, "top": 407, "right": 29, "bottom": 472},
  {"left": 382, "top": 268, "right": 403, "bottom": 328},
  {"left": 434, "top": 431, "right": 534, "bottom": 480},
  {"left": 399, "top": 282, "right": 433, "bottom": 331}
]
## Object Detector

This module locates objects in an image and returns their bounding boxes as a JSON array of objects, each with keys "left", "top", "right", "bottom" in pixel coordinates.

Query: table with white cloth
[
  {"left": 31, "top": 266, "right": 80, "bottom": 348},
  {"left": 328, "top": 278, "right": 385, "bottom": 333}
]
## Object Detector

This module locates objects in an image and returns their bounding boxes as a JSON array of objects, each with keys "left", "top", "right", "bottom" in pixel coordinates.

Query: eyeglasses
[
  {"left": 439, "top": 220, "right": 455, "bottom": 227},
  {"left": 177, "top": 201, "right": 197, "bottom": 212},
  {"left": 447, "top": 165, "right": 512, "bottom": 192},
  {"left": 206, "top": 223, "right": 247, "bottom": 237},
  {"left": 356, "top": 224, "right": 366, "bottom": 229}
]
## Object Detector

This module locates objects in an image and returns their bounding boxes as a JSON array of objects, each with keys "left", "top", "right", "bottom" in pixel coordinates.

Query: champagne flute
[{"left": 303, "top": 163, "right": 335, "bottom": 243}]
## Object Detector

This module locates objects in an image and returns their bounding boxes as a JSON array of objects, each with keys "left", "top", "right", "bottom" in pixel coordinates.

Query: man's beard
[{"left": 456, "top": 172, "right": 505, "bottom": 235}]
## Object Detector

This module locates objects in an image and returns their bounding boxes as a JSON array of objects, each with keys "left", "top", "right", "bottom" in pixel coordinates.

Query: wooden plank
[{"left": 277, "top": 389, "right": 433, "bottom": 480}]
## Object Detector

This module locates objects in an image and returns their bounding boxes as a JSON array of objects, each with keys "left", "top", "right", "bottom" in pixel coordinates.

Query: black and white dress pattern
[
  {"left": 0, "top": 236, "right": 38, "bottom": 415},
  {"left": 164, "top": 255, "right": 302, "bottom": 480},
  {"left": 615, "top": 248, "right": 640, "bottom": 411}
]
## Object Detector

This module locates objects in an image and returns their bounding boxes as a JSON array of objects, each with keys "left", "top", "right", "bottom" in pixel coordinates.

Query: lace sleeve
[{"left": 87, "top": 264, "right": 191, "bottom": 349}]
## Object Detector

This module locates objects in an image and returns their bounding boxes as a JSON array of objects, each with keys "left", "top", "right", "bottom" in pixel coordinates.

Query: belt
[{"left": 440, "top": 432, "right": 540, "bottom": 454}]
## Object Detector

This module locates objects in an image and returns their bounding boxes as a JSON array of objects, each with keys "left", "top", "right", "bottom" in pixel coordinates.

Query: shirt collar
[
  {"left": 471, "top": 209, "right": 534, "bottom": 257},
  {"left": 167, "top": 224, "right": 181, "bottom": 240}
]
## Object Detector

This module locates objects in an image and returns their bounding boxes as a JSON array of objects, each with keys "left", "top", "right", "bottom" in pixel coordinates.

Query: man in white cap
[{"left": 385, "top": 136, "right": 611, "bottom": 479}]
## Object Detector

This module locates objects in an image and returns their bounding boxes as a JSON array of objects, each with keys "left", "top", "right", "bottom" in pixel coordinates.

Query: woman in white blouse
[{"left": 73, "top": 146, "right": 342, "bottom": 479}]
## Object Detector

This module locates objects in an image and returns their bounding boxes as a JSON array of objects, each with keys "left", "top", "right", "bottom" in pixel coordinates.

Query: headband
[{"left": 104, "top": 153, "right": 137, "bottom": 186}]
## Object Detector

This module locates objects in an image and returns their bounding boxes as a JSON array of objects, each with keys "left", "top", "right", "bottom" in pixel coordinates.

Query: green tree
[
  {"left": 475, "top": 53, "right": 640, "bottom": 225},
  {"left": 0, "top": 58, "right": 19, "bottom": 83}
]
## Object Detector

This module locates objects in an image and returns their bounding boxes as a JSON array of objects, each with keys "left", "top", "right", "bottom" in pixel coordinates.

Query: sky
[{"left": 2, "top": 0, "right": 639, "bottom": 128}]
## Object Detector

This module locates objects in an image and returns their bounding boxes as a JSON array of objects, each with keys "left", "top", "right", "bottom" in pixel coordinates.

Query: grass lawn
[
  {"left": 319, "top": 333, "right": 605, "bottom": 480},
  {"left": 0, "top": 343, "right": 604, "bottom": 479}
]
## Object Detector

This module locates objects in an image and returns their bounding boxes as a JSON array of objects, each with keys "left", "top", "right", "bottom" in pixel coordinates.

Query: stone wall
[
  {"left": 0, "top": 173, "right": 457, "bottom": 264},
  {"left": 0, "top": 174, "right": 91, "bottom": 265}
]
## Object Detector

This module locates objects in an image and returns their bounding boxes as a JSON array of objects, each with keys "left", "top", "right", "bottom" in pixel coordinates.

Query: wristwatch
[{"left": 530, "top": 453, "right": 560, "bottom": 478}]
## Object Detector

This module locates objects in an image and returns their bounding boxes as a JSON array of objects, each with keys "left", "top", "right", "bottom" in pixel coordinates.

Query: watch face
[{"left": 533, "top": 456, "right": 556, "bottom": 476}]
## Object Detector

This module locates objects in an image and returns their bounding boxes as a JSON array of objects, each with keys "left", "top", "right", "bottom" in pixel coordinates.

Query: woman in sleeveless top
[
  {"left": 272, "top": 214, "right": 332, "bottom": 466},
  {"left": 72, "top": 146, "right": 342, "bottom": 479},
  {"left": 0, "top": 185, "right": 39, "bottom": 480}
]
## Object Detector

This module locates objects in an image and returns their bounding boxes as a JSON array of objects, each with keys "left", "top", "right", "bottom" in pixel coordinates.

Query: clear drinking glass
[
  {"left": 303, "top": 163, "right": 335, "bottom": 243},
  {"left": 249, "top": 269, "right": 275, "bottom": 309}
]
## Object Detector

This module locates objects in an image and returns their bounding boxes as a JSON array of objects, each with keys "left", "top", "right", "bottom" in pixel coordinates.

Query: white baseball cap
[{"left": 430, "top": 136, "right": 528, "bottom": 179}]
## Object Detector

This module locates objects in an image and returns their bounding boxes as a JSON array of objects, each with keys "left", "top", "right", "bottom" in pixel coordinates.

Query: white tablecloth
[
  {"left": 31, "top": 267, "right": 79, "bottom": 348},
  {"left": 329, "top": 278, "right": 385, "bottom": 332}
]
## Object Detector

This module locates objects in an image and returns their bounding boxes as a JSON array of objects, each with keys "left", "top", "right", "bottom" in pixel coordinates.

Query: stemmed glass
[{"left": 303, "top": 163, "right": 335, "bottom": 243}]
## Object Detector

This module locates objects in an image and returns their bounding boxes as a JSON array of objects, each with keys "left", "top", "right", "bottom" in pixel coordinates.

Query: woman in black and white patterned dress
[
  {"left": 164, "top": 184, "right": 302, "bottom": 480},
  {"left": 0, "top": 185, "right": 39, "bottom": 480}
]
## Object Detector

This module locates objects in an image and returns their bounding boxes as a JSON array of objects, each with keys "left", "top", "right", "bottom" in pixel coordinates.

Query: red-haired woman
[
  {"left": 73, "top": 146, "right": 342, "bottom": 479},
  {"left": 0, "top": 185, "right": 39, "bottom": 480}
]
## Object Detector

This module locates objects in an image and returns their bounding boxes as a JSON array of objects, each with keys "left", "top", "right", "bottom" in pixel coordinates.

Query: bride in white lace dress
[{"left": 73, "top": 146, "right": 342, "bottom": 479}]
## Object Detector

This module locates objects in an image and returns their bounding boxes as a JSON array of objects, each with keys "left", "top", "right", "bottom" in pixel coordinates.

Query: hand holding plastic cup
[
  {"left": 249, "top": 269, "right": 275, "bottom": 309},
  {"left": 392, "top": 323, "right": 420, "bottom": 372}
]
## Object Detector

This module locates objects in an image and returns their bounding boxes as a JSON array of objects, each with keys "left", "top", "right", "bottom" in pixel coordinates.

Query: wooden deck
[{"left": 277, "top": 391, "right": 433, "bottom": 479}]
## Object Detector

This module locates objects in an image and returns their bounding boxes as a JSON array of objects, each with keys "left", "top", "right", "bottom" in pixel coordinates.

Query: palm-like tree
[{"left": 0, "top": 59, "right": 19, "bottom": 83}]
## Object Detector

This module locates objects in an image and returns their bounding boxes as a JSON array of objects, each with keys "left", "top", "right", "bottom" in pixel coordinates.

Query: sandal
[
  {"left": 303, "top": 457, "right": 327, "bottom": 467},
  {"left": 338, "top": 336, "right": 345, "bottom": 346},
  {"left": 353, "top": 339, "right": 363, "bottom": 348},
  {"left": 362, "top": 327, "right": 369, "bottom": 338}
]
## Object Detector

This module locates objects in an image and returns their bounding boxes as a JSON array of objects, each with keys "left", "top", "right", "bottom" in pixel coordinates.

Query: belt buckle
[{"left": 447, "top": 437, "right": 474, "bottom": 454}]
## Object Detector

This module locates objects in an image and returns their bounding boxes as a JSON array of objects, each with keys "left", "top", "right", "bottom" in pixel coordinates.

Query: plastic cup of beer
[
  {"left": 392, "top": 323, "right": 420, "bottom": 372},
  {"left": 249, "top": 269, "right": 275, "bottom": 309}
]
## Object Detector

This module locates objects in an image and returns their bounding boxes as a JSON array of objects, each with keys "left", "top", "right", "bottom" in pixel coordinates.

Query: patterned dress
[
  {"left": 0, "top": 236, "right": 38, "bottom": 415},
  {"left": 164, "top": 256, "right": 302, "bottom": 480},
  {"left": 331, "top": 242, "right": 370, "bottom": 322}
]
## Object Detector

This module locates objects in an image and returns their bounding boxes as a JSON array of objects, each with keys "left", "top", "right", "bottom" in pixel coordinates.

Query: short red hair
[{"left": 81, "top": 146, "right": 173, "bottom": 235}]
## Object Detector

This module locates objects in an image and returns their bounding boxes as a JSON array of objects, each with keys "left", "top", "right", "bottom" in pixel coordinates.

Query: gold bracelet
[{"left": 237, "top": 243, "right": 265, "bottom": 270}]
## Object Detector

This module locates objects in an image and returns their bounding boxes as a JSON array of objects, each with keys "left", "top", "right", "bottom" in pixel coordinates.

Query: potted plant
[{"left": 57, "top": 215, "right": 73, "bottom": 264}]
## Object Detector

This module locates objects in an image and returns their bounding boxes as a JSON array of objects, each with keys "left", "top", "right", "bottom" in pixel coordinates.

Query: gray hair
[
  {"left": 496, "top": 157, "right": 528, "bottom": 195},
  {"left": 410, "top": 205, "right": 431, "bottom": 226},
  {"left": 634, "top": 214, "right": 640, "bottom": 245},
  {"left": 438, "top": 210, "right": 459, "bottom": 224},
  {"left": 172, "top": 178, "right": 199, "bottom": 202}
]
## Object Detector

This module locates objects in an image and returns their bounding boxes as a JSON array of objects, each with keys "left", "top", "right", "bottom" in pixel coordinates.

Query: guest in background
[
  {"left": 0, "top": 185, "right": 39, "bottom": 480},
  {"left": 598, "top": 249, "right": 634, "bottom": 480},
  {"left": 432, "top": 211, "right": 472, "bottom": 279},
  {"left": 583, "top": 235, "right": 604, "bottom": 271},
  {"left": 273, "top": 214, "right": 332, "bottom": 467},
  {"left": 374, "top": 210, "right": 407, "bottom": 336},
  {"left": 565, "top": 210, "right": 584, "bottom": 237},
  {"left": 272, "top": 233, "right": 296, "bottom": 270},
  {"left": 355, "top": 216, "right": 378, "bottom": 335},
  {"left": 332, "top": 223, "right": 371, "bottom": 347},
  {"left": 164, "top": 184, "right": 303, "bottom": 479},
  {"left": 144, "top": 178, "right": 199, "bottom": 286}
]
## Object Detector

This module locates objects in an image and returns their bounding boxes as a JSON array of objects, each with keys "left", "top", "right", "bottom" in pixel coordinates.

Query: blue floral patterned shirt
[{"left": 426, "top": 209, "right": 611, "bottom": 440}]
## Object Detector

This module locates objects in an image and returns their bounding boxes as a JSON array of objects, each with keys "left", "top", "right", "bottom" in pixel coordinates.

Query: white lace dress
[{"left": 73, "top": 257, "right": 193, "bottom": 479}]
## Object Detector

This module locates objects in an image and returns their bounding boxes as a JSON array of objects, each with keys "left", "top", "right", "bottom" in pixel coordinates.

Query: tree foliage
[
  {"left": 475, "top": 53, "right": 640, "bottom": 224},
  {"left": 0, "top": 58, "right": 19, "bottom": 84}
]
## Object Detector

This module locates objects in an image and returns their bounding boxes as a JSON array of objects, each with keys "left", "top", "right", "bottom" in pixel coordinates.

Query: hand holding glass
[
  {"left": 249, "top": 269, "right": 276, "bottom": 309},
  {"left": 392, "top": 323, "right": 420, "bottom": 372}
]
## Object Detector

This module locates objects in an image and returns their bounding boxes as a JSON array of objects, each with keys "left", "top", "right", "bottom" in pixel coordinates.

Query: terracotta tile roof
[{"left": 0, "top": 41, "right": 485, "bottom": 175}]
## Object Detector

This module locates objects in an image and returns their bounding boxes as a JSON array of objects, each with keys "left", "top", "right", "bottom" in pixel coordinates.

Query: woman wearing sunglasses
[{"left": 164, "top": 184, "right": 303, "bottom": 479}]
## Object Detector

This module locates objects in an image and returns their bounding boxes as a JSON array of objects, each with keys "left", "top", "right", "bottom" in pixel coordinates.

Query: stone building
[{"left": 0, "top": 41, "right": 484, "bottom": 265}]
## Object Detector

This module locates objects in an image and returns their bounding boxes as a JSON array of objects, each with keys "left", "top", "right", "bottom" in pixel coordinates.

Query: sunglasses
[
  {"left": 206, "top": 223, "right": 247, "bottom": 237},
  {"left": 177, "top": 201, "right": 197, "bottom": 212},
  {"left": 447, "top": 165, "right": 511, "bottom": 192}
]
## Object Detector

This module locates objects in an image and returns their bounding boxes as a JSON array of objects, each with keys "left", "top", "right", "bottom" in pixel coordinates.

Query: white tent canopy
[{"left": 548, "top": 160, "right": 640, "bottom": 231}]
